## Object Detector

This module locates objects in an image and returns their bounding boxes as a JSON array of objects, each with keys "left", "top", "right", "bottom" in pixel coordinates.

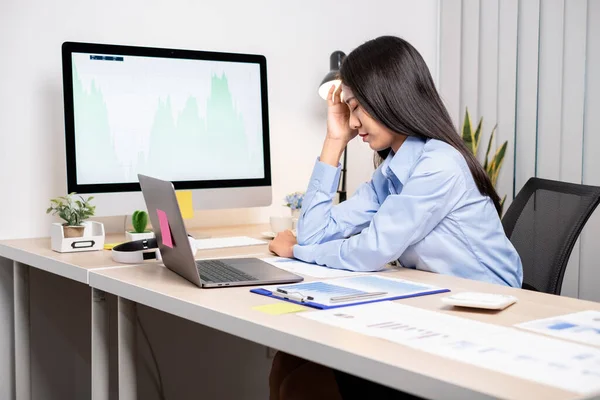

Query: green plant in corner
[
  {"left": 461, "top": 108, "right": 508, "bottom": 211},
  {"left": 46, "top": 193, "right": 95, "bottom": 238},
  {"left": 131, "top": 210, "right": 150, "bottom": 233}
]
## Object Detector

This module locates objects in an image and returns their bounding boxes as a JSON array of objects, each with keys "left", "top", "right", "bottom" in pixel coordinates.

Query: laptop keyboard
[{"left": 196, "top": 259, "right": 258, "bottom": 283}]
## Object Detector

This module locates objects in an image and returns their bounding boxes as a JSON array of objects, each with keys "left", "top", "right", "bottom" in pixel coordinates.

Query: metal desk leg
[
  {"left": 13, "top": 262, "right": 31, "bottom": 400},
  {"left": 0, "top": 257, "right": 15, "bottom": 400},
  {"left": 91, "top": 288, "right": 109, "bottom": 400},
  {"left": 118, "top": 297, "right": 137, "bottom": 400}
]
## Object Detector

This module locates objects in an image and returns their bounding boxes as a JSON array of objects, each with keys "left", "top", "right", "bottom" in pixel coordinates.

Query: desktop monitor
[{"left": 61, "top": 42, "right": 272, "bottom": 216}]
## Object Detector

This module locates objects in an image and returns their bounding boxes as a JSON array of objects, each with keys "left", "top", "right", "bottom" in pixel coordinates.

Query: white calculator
[{"left": 441, "top": 292, "right": 518, "bottom": 310}]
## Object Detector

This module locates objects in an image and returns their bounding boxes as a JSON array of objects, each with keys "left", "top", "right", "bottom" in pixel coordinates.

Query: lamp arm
[{"left": 338, "top": 146, "right": 347, "bottom": 202}]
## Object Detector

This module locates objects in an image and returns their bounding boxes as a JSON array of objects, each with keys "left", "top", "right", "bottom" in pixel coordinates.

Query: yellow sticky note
[
  {"left": 103, "top": 243, "right": 123, "bottom": 250},
  {"left": 253, "top": 302, "right": 307, "bottom": 315},
  {"left": 175, "top": 191, "right": 194, "bottom": 219}
]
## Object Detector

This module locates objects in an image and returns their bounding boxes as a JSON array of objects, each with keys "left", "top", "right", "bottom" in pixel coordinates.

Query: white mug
[{"left": 270, "top": 216, "right": 293, "bottom": 233}]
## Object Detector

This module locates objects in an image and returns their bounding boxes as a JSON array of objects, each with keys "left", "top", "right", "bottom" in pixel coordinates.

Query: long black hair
[{"left": 339, "top": 36, "right": 502, "bottom": 215}]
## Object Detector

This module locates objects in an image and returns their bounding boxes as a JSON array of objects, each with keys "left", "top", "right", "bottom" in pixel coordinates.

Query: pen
[
  {"left": 329, "top": 291, "right": 387, "bottom": 303},
  {"left": 276, "top": 288, "right": 314, "bottom": 303}
]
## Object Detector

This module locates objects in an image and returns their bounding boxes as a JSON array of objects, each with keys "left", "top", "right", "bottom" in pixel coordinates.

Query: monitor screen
[{"left": 62, "top": 42, "right": 271, "bottom": 195}]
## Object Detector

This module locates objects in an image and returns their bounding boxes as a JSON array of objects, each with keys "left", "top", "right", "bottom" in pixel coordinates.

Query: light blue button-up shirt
[{"left": 293, "top": 136, "right": 523, "bottom": 287}]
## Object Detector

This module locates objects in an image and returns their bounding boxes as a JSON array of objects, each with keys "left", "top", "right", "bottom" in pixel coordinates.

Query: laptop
[{"left": 138, "top": 174, "right": 303, "bottom": 288}]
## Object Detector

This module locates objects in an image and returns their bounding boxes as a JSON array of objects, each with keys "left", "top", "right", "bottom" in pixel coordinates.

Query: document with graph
[
  {"left": 250, "top": 275, "right": 449, "bottom": 309},
  {"left": 301, "top": 302, "right": 600, "bottom": 395},
  {"left": 515, "top": 310, "right": 600, "bottom": 347}
]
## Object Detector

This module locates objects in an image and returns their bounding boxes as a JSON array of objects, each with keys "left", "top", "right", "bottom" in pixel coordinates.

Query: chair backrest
[{"left": 502, "top": 178, "right": 600, "bottom": 295}]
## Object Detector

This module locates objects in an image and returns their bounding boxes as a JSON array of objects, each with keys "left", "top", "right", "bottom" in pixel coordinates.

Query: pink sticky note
[{"left": 156, "top": 209, "right": 173, "bottom": 248}]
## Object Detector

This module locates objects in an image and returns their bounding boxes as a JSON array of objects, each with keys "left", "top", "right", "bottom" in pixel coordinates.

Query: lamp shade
[{"left": 318, "top": 51, "right": 346, "bottom": 100}]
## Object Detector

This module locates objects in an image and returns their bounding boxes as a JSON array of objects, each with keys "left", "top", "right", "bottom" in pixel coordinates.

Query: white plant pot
[
  {"left": 50, "top": 221, "right": 105, "bottom": 253},
  {"left": 291, "top": 208, "right": 301, "bottom": 230},
  {"left": 126, "top": 231, "right": 155, "bottom": 242}
]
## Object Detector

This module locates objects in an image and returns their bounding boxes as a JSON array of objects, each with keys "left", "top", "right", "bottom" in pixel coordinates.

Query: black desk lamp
[{"left": 318, "top": 51, "right": 348, "bottom": 202}]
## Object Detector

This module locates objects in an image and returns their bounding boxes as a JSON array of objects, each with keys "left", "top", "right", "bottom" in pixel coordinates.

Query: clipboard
[{"left": 250, "top": 275, "right": 450, "bottom": 310}]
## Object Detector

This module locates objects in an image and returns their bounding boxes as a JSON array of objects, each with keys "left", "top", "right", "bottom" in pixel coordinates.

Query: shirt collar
[{"left": 381, "top": 135, "right": 427, "bottom": 185}]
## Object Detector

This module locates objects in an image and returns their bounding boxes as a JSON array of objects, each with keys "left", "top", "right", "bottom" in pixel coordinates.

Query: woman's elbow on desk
[
  {"left": 342, "top": 259, "right": 388, "bottom": 273},
  {"left": 293, "top": 233, "right": 392, "bottom": 272},
  {"left": 294, "top": 243, "right": 390, "bottom": 272},
  {"left": 320, "top": 251, "right": 390, "bottom": 273}
]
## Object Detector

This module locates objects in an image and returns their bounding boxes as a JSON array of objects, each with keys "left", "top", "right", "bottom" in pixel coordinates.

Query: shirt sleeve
[
  {"left": 293, "top": 156, "right": 466, "bottom": 271},
  {"left": 296, "top": 159, "right": 381, "bottom": 246}
]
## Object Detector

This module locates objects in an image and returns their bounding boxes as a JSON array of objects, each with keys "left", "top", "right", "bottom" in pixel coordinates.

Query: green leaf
[
  {"left": 484, "top": 125, "right": 497, "bottom": 171},
  {"left": 490, "top": 141, "right": 508, "bottom": 187},
  {"left": 461, "top": 108, "right": 476, "bottom": 155},
  {"left": 473, "top": 117, "right": 482, "bottom": 156}
]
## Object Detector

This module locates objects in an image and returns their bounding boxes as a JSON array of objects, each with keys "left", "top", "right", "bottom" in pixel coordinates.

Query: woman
[{"left": 268, "top": 36, "right": 522, "bottom": 400}]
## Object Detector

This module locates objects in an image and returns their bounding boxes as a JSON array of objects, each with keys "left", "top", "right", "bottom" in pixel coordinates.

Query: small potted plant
[
  {"left": 126, "top": 210, "right": 154, "bottom": 241},
  {"left": 46, "top": 193, "right": 96, "bottom": 238},
  {"left": 284, "top": 191, "right": 304, "bottom": 219}
]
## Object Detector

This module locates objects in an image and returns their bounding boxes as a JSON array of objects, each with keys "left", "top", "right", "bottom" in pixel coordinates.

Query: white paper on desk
[
  {"left": 261, "top": 257, "right": 367, "bottom": 278},
  {"left": 195, "top": 236, "right": 266, "bottom": 250},
  {"left": 515, "top": 310, "right": 600, "bottom": 347},
  {"left": 301, "top": 302, "right": 600, "bottom": 395}
]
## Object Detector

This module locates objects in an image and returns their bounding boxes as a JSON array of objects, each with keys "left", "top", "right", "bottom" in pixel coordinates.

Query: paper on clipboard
[{"left": 274, "top": 275, "right": 447, "bottom": 307}]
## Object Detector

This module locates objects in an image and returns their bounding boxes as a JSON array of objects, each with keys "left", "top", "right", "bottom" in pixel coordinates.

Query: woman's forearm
[{"left": 319, "top": 137, "right": 347, "bottom": 167}]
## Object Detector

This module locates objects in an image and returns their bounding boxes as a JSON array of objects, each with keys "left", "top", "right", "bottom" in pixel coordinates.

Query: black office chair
[{"left": 502, "top": 178, "right": 600, "bottom": 295}]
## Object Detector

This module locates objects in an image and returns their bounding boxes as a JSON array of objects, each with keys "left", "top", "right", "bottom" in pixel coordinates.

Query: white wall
[
  {"left": 0, "top": 0, "right": 438, "bottom": 240},
  {"left": 0, "top": 1, "right": 439, "bottom": 399},
  {"left": 438, "top": 0, "right": 600, "bottom": 302}
]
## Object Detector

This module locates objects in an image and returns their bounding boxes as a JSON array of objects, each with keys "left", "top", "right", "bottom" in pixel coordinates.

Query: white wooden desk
[
  {"left": 0, "top": 223, "right": 273, "bottom": 400},
  {"left": 2, "top": 224, "right": 600, "bottom": 400},
  {"left": 88, "top": 226, "right": 600, "bottom": 400},
  {"left": 0, "top": 235, "right": 132, "bottom": 400}
]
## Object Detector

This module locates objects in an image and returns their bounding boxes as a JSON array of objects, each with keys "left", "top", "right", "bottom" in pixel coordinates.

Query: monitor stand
[{"left": 189, "top": 231, "right": 211, "bottom": 240}]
